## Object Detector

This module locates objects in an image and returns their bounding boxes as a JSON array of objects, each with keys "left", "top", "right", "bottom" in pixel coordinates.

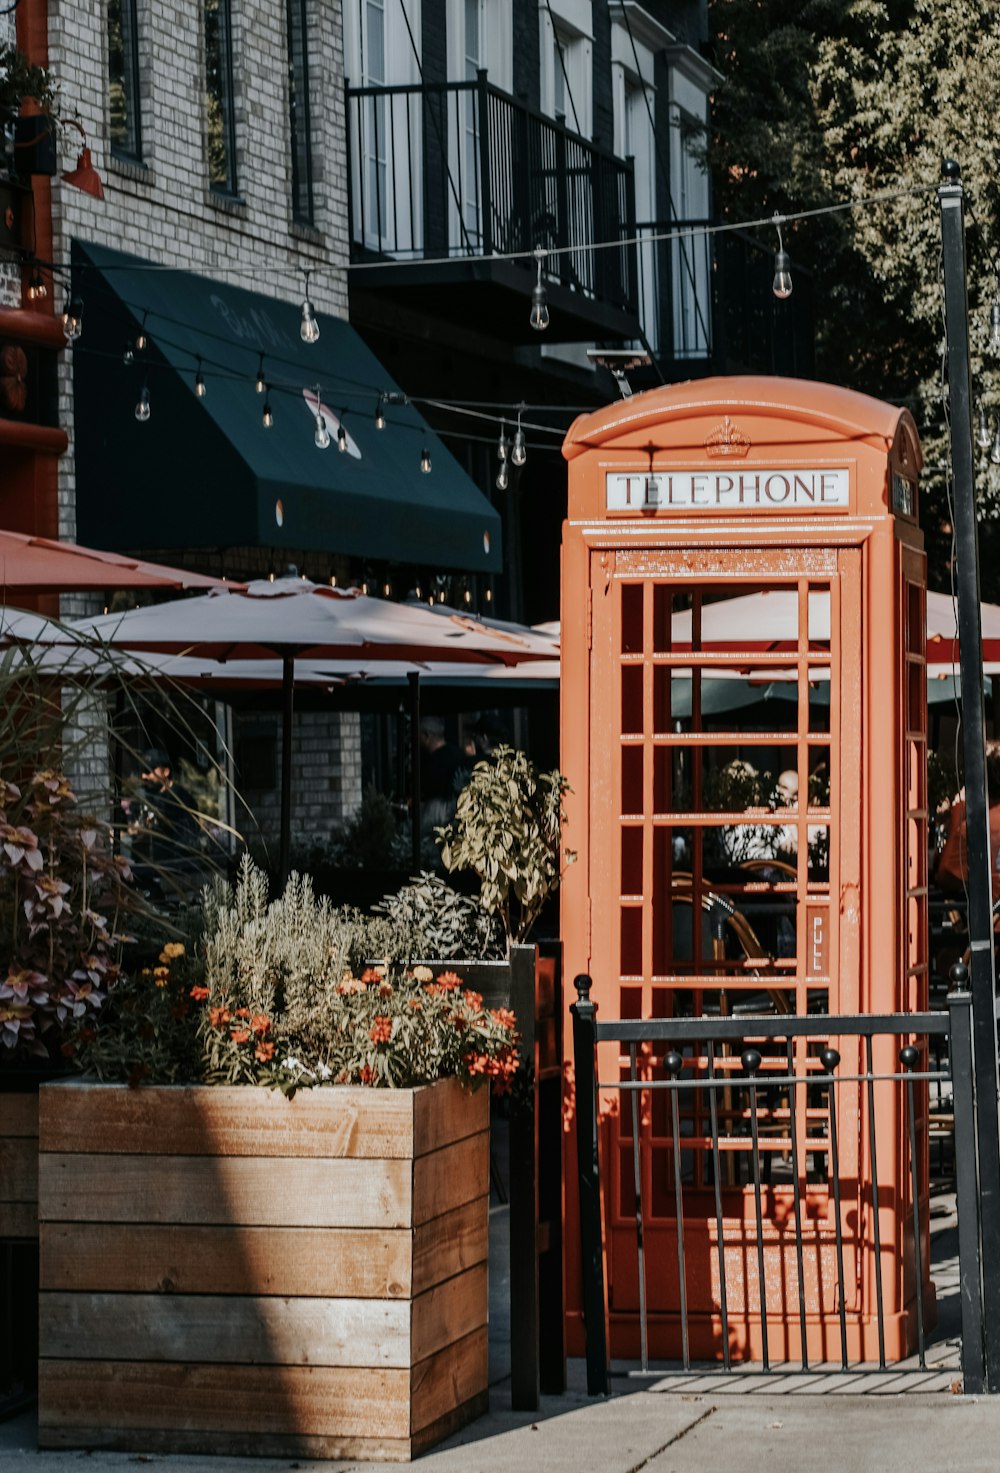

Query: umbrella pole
[
  {"left": 279, "top": 655, "right": 295, "bottom": 891},
  {"left": 408, "top": 671, "right": 421, "bottom": 873}
]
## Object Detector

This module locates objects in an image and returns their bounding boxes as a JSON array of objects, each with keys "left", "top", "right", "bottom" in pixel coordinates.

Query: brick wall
[{"left": 236, "top": 707, "right": 363, "bottom": 846}]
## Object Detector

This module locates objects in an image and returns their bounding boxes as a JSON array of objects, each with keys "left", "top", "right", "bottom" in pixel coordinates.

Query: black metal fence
[
  {"left": 571, "top": 979, "right": 987, "bottom": 1391},
  {"left": 345, "top": 72, "right": 638, "bottom": 313}
]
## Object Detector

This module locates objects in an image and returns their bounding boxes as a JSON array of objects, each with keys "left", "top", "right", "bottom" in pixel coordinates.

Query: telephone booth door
[{"left": 561, "top": 377, "right": 928, "bottom": 1365}]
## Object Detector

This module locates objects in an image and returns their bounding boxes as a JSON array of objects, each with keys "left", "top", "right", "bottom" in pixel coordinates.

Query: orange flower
[
  {"left": 254, "top": 1040, "right": 276, "bottom": 1062},
  {"left": 463, "top": 989, "right": 483, "bottom": 1011},
  {"left": 234, "top": 1007, "right": 250, "bottom": 1018},
  {"left": 359, "top": 1064, "right": 374, "bottom": 1085},
  {"left": 230, "top": 1028, "right": 250, "bottom": 1044},
  {"left": 360, "top": 966, "right": 384, "bottom": 984},
  {"left": 423, "top": 981, "right": 441, "bottom": 997},
  {"left": 190, "top": 984, "right": 210, "bottom": 1001},
  {"left": 408, "top": 998, "right": 422, "bottom": 1012},
  {"left": 250, "top": 1013, "right": 271, "bottom": 1037},
  {"left": 451, "top": 1013, "right": 468, "bottom": 1032},
  {"left": 491, "top": 1007, "right": 517, "bottom": 1032},
  {"left": 208, "top": 1006, "right": 232, "bottom": 1029},
  {"left": 160, "top": 942, "right": 185, "bottom": 961},
  {"left": 465, "top": 1052, "right": 489, "bottom": 1076},
  {"left": 436, "top": 970, "right": 463, "bottom": 992},
  {"left": 369, "top": 1015, "right": 393, "bottom": 1045}
]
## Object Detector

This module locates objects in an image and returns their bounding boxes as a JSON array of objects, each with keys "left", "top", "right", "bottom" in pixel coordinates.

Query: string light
[
  {"left": 978, "top": 408, "right": 992, "bottom": 451},
  {"left": 496, "top": 459, "right": 509, "bottom": 492},
  {"left": 262, "top": 388, "right": 273, "bottom": 428},
  {"left": 62, "top": 296, "right": 83, "bottom": 343},
  {"left": 255, "top": 355, "right": 266, "bottom": 394},
  {"left": 772, "top": 214, "right": 792, "bottom": 299},
  {"left": 122, "top": 340, "right": 134, "bottom": 366},
  {"left": 991, "top": 424, "right": 1000, "bottom": 466},
  {"left": 530, "top": 246, "right": 550, "bottom": 331},
  {"left": 194, "top": 357, "right": 207, "bottom": 397},
  {"left": 511, "top": 409, "right": 527, "bottom": 467},
  {"left": 315, "top": 413, "right": 331, "bottom": 449},
  {"left": 135, "top": 311, "right": 148, "bottom": 351},
  {"left": 300, "top": 270, "right": 320, "bottom": 344},
  {"left": 27, "top": 270, "right": 46, "bottom": 301},
  {"left": 375, "top": 393, "right": 386, "bottom": 430},
  {"left": 497, "top": 419, "right": 510, "bottom": 462},
  {"left": 134, "top": 384, "right": 150, "bottom": 422},
  {"left": 420, "top": 446, "right": 432, "bottom": 473},
  {"left": 337, "top": 415, "right": 348, "bottom": 452}
]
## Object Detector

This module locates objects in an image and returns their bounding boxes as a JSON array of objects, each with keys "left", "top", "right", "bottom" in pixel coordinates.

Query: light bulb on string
[
  {"left": 497, "top": 420, "right": 510, "bottom": 462},
  {"left": 27, "top": 270, "right": 46, "bottom": 301},
  {"left": 420, "top": 446, "right": 432, "bottom": 474},
  {"left": 300, "top": 270, "right": 320, "bottom": 344},
  {"left": 991, "top": 425, "right": 1000, "bottom": 466},
  {"left": 122, "top": 341, "right": 134, "bottom": 366},
  {"left": 990, "top": 299, "right": 1000, "bottom": 355},
  {"left": 337, "top": 416, "right": 348, "bottom": 452},
  {"left": 496, "top": 459, "right": 509, "bottom": 492},
  {"left": 315, "top": 413, "right": 331, "bottom": 449},
  {"left": 978, "top": 408, "right": 992, "bottom": 451},
  {"left": 135, "top": 312, "right": 148, "bottom": 351},
  {"left": 262, "top": 389, "right": 273, "bottom": 429},
  {"left": 771, "top": 214, "right": 793, "bottom": 299},
  {"left": 255, "top": 355, "right": 266, "bottom": 394},
  {"left": 194, "top": 358, "right": 207, "bottom": 397},
  {"left": 62, "top": 296, "right": 83, "bottom": 343},
  {"left": 135, "top": 384, "right": 150, "bottom": 423},
  {"left": 511, "top": 411, "right": 526, "bottom": 467},
  {"left": 375, "top": 394, "right": 386, "bottom": 430},
  {"left": 530, "top": 246, "right": 550, "bottom": 331}
]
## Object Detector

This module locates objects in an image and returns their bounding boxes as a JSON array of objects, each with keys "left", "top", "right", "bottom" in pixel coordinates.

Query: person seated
[
  {"left": 418, "top": 716, "right": 470, "bottom": 835},
  {"left": 934, "top": 744, "right": 1000, "bottom": 901}
]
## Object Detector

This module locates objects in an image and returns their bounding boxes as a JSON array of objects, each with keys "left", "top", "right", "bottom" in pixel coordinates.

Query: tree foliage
[{"left": 707, "top": 0, "right": 1000, "bottom": 585}]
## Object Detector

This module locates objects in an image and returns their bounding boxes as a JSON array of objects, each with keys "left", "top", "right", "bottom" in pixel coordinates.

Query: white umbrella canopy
[
  {"left": 60, "top": 576, "right": 557, "bottom": 881},
  {"left": 69, "top": 576, "right": 558, "bottom": 665}
]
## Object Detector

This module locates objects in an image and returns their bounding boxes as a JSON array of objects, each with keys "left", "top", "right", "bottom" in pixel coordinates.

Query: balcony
[
  {"left": 346, "top": 73, "right": 642, "bottom": 344},
  {"left": 632, "top": 219, "right": 816, "bottom": 383}
]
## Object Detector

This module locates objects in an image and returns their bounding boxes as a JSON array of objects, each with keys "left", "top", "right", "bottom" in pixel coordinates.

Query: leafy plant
[
  {"left": 373, "top": 871, "right": 505, "bottom": 961},
  {"left": 0, "top": 44, "right": 60, "bottom": 119},
  {"left": 437, "top": 745, "right": 574, "bottom": 948},
  {"left": 74, "top": 857, "right": 520, "bottom": 1093}
]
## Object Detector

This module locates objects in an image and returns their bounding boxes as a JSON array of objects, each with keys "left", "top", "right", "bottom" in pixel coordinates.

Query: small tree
[{"left": 437, "top": 745, "right": 574, "bottom": 949}]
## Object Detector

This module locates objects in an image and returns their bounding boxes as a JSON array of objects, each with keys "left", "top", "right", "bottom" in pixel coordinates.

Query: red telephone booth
[{"left": 561, "top": 376, "right": 931, "bottom": 1363}]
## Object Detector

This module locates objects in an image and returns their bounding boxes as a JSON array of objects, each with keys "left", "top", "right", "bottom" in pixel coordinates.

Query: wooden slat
[
  {"left": 413, "top": 1129, "right": 489, "bottom": 1225},
  {"left": 39, "top": 1154, "right": 412, "bottom": 1228},
  {"left": 37, "top": 1359, "right": 411, "bottom": 1440},
  {"left": 37, "top": 1427, "right": 415, "bottom": 1460},
  {"left": 40, "top": 1222, "right": 413, "bottom": 1298},
  {"left": 412, "top": 1196, "right": 488, "bottom": 1296},
  {"left": 0, "top": 1202, "right": 37, "bottom": 1238},
  {"left": 412, "top": 1076, "right": 488, "bottom": 1157},
  {"left": 411, "top": 1390, "right": 489, "bottom": 1458},
  {"left": 411, "top": 1263, "right": 489, "bottom": 1364},
  {"left": 39, "top": 1081, "right": 423, "bottom": 1159},
  {"left": 40, "top": 1292, "right": 411, "bottom": 1368},
  {"left": 0, "top": 1095, "right": 39, "bottom": 1137},
  {"left": 0, "top": 1137, "right": 38, "bottom": 1202},
  {"left": 410, "top": 1326, "right": 489, "bottom": 1435}
]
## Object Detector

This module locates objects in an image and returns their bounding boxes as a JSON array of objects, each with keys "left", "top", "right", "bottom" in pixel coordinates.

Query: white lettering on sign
[{"left": 605, "top": 468, "right": 850, "bottom": 512}]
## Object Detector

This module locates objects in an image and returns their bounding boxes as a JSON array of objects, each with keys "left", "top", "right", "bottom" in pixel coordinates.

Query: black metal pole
[
  {"left": 278, "top": 654, "right": 295, "bottom": 891},
  {"left": 408, "top": 670, "right": 421, "bottom": 873},
  {"left": 939, "top": 157, "right": 1000, "bottom": 1390},
  {"left": 948, "top": 985, "right": 986, "bottom": 1393},
  {"left": 571, "top": 974, "right": 609, "bottom": 1395}
]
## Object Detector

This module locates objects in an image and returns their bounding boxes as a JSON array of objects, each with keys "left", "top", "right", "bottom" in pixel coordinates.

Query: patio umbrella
[
  {"left": 0, "top": 527, "right": 239, "bottom": 592},
  {"left": 67, "top": 575, "right": 557, "bottom": 879}
]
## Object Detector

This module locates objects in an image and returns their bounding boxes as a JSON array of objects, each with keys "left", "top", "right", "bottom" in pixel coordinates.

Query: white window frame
[{"left": 538, "top": 0, "right": 592, "bottom": 139}]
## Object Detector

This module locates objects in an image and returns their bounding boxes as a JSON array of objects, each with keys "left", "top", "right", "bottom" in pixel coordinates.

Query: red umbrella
[{"left": 0, "top": 528, "right": 239, "bottom": 593}]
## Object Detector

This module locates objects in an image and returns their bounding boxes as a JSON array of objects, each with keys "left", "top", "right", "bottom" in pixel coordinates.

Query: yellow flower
[
  {"left": 412, "top": 965, "right": 433, "bottom": 982},
  {"left": 158, "top": 942, "right": 185, "bottom": 963}
]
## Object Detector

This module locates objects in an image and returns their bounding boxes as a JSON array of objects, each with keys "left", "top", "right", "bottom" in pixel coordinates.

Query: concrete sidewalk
[{"left": 3, "top": 1375, "right": 1000, "bottom": 1473}]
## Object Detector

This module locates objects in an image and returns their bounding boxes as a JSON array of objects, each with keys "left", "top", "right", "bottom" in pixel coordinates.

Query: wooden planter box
[{"left": 37, "top": 1077, "right": 489, "bottom": 1460}]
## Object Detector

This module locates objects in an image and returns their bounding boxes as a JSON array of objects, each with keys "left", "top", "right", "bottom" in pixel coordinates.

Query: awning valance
[{"left": 71, "top": 241, "right": 501, "bottom": 573}]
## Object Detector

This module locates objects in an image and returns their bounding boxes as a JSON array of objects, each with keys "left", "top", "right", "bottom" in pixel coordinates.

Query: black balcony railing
[
  {"left": 633, "top": 219, "right": 816, "bottom": 379},
  {"left": 346, "top": 72, "right": 638, "bottom": 317}
]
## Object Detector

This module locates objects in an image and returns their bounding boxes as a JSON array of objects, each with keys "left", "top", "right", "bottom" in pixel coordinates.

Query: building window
[
  {"left": 205, "top": 0, "right": 238, "bottom": 194},
  {"left": 539, "top": 7, "right": 592, "bottom": 138},
  {"left": 287, "top": 0, "right": 314, "bottom": 223},
  {"left": 108, "top": 0, "right": 142, "bottom": 161}
]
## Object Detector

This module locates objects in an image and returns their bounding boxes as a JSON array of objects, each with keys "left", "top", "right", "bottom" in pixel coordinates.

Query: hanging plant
[{"left": 0, "top": 43, "right": 60, "bottom": 121}]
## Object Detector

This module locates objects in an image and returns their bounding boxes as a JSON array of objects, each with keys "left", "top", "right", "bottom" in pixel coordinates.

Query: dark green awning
[{"left": 71, "top": 241, "right": 501, "bottom": 573}]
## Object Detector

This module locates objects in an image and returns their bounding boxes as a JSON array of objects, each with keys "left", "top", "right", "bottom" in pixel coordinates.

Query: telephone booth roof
[{"left": 563, "top": 375, "right": 922, "bottom": 524}]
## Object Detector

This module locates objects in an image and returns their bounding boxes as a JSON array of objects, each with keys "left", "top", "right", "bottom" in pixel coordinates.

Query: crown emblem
[{"left": 705, "top": 416, "right": 751, "bottom": 458}]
